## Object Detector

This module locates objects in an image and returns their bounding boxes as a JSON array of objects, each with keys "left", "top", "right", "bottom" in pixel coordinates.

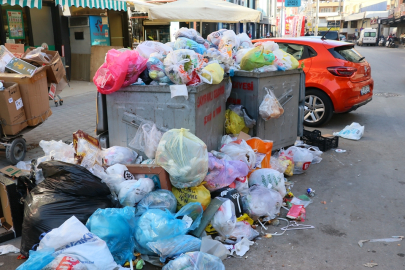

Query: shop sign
[
  {"left": 89, "top": 16, "right": 110, "bottom": 46},
  {"left": 327, "top": 21, "right": 340, "bottom": 27},
  {"left": 285, "top": 0, "right": 301, "bottom": 7},
  {"left": 6, "top": 10, "right": 25, "bottom": 39},
  {"left": 370, "top": 17, "right": 378, "bottom": 25}
]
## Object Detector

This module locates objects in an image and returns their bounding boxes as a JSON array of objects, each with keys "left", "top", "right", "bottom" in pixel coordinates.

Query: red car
[{"left": 253, "top": 37, "right": 374, "bottom": 126}]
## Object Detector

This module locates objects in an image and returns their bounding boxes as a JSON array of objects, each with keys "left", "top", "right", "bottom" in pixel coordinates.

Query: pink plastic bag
[
  {"left": 93, "top": 49, "right": 147, "bottom": 94},
  {"left": 203, "top": 153, "right": 249, "bottom": 192}
]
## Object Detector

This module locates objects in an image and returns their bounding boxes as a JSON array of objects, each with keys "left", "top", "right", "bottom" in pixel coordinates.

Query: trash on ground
[
  {"left": 333, "top": 122, "right": 365, "bottom": 140},
  {"left": 162, "top": 251, "right": 225, "bottom": 270},
  {"left": 0, "top": 244, "right": 20, "bottom": 255},
  {"left": 231, "top": 237, "right": 254, "bottom": 256},
  {"left": 335, "top": 149, "right": 347, "bottom": 153},
  {"left": 200, "top": 236, "right": 230, "bottom": 260},
  {"left": 358, "top": 236, "right": 404, "bottom": 247},
  {"left": 363, "top": 263, "right": 378, "bottom": 268}
]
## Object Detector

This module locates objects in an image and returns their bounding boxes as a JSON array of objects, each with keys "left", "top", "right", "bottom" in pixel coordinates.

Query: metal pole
[
  {"left": 315, "top": 0, "right": 319, "bottom": 35},
  {"left": 280, "top": 0, "right": 284, "bottom": 37}
]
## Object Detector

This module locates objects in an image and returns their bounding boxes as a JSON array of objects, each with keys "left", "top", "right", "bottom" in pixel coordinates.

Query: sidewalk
[{"left": 0, "top": 81, "right": 98, "bottom": 167}]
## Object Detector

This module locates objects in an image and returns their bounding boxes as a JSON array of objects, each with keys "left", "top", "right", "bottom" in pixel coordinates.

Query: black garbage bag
[
  {"left": 20, "top": 161, "right": 114, "bottom": 257},
  {"left": 139, "top": 69, "right": 153, "bottom": 85}
]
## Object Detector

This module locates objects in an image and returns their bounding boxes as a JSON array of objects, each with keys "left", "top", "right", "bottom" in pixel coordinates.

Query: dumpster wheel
[{"left": 6, "top": 137, "right": 27, "bottom": 165}]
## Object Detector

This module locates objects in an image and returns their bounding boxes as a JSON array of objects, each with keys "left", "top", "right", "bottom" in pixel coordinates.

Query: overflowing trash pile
[
  {"left": 93, "top": 28, "right": 300, "bottom": 94},
  {"left": 13, "top": 115, "right": 324, "bottom": 269}
]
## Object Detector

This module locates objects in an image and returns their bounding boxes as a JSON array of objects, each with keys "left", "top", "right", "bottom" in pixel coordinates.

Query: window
[
  {"left": 74, "top": 32, "right": 84, "bottom": 40},
  {"left": 350, "top": 21, "right": 358, "bottom": 28},
  {"left": 343, "top": 21, "right": 348, "bottom": 28},
  {"left": 278, "top": 43, "right": 306, "bottom": 60},
  {"left": 370, "top": 32, "right": 376, "bottom": 37},
  {"left": 364, "top": 32, "right": 370, "bottom": 37},
  {"left": 328, "top": 46, "right": 365, "bottom": 63}
]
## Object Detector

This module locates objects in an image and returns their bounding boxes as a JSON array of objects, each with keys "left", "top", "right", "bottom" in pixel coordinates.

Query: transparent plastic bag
[
  {"left": 122, "top": 50, "right": 148, "bottom": 87},
  {"left": 86, "top": 207, "right": 136, "bottom": 265},
  {"left": 162, "top": 251, "right": 225, "bottom": 270},
  {"left": 204, "top": 153, "right": 249, "bottom": 192},
  {"left": 163, "top": 49, "right": 204, "bottom": 85},
  {"left": 218, "top": 30, "right": 240, "bottom": 57},
  {"left": 333, "top": 122, "right": 364, "bottom": 140},
  {"left": 146, "top": 56, "right": 171, "bottom": 84},
  {"left": 237, "top": 33, "right": 253, "bottom": 49},
  {"left": 135, "top": 203, "right": 203, "bottom": 255},
  {"left": 136, "top": 189, "right": 177, "bottom": 216},
  {"left": 211, "top": 198, "right": 237, "bottom": 239},
  {"left": 106, "top": 164, "right": 130, "bottom": 177},
  {"left": 207, "top": 29, "right": 228, "bottom": 47},
  {"left": 242, "top": 185, "right": 283, "bottom": 220},
  {"left": 228, "top": 104, "right": 256, "bottom": 129},
  {"left": 129, "top": 122, "right": 163, "bottom": 159},
  {"left": 270, "top": 156, "right": 288, "bottom": 174},
  {"left": 39, "top": 140, "right": 75, "bottom": 164},
  {"left": 147, "top": 235, "right": 201, "bottom": 262},
  {"left": 136, "top": 41, "right": 173, "bottom": 59},
  {"left": 273, "top": 49, "right": 299, "bottom": 71},
  {"left": 220, "top": 139, "right": 256, "bottom": 170},
  {"left": 118, "top": 178, "right": 155, "bottom": 207},
  {"left": 235, "top": 48, "right": 251, "bottom": 64},
  {"left": 294, "top": 142, "right": 323, "bottom": 164},
  {"left": 234, "top": 176, "right": 249, "bottom": 197},
  {"left": 285, "top": 146, "right": 313, "bottom": 174},
  {"left": 249, "top": 168, "right": 287, "bottom": 197},
  {"left": 174, "top": 37, "right": 207, "bottom": 55},
  {"left": 224, "top": 221, "right": 259, "bottom": 244},
  {"left": 259, "top": 88, "right": 284, "bottom": 120},
  {"left": 174, "top": 27, "right": 206, "bottom": 44},
  {"left": 155, "top": 128, "right": 208, "bottom": 188},
  {"left": 0, "top": 244, "right": 19, "bottom": 255},
  {"left": 278, "top": 149, "right": 294, "bottom": 176},
  {"left": 102, "top": 174, "right": 125, "bottom": 195},
  {"left": 24, "top": 47, "right": 51, "bottom": 63},
  {"left": 102, "top": 146, "right": 138, "bottom": 166}
]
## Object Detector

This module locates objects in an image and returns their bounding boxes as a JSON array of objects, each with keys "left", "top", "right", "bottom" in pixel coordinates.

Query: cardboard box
[
  {"left": 23, "top": 48, "right": 65, "bottom": 84},
  {"left": 0, "top": 67, "right": 52, "bottom": 126},
  {"left": 5, "top": 43, "right": 24, "bottom": 58},
  {"left": 0, "top": 166, "right": 29, "bottom": 178},
  {"left": 5, "top": 58, "right": 37, "bottom": 76},
  {"left": 126, "top": 164, "right": 172, "bottom": 190},
  {"left": 0, "top": 46, "right": 14, "bottom": 67},
  {"left": 0, "top": 175, "right": 24, "bottom": 243},
  {"left": 47, "top": 75, "right": 68, "bottom": 97},
  {"left": 0, "top": 82, "right": 28, "bottom": 135},
  {"left": 49, "top": 83, "right": 56, "bottom": 99}
]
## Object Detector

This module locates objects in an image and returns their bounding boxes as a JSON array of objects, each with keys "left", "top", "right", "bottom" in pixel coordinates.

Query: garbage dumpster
[
  {"left": 98, "top": 80, "right": 228, "bottom": 156},
  {"left": 227, "top": 69, "right": 305, "bottom": 150}
]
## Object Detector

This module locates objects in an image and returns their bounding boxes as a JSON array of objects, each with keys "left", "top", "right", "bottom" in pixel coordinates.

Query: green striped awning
[
  {"left": 55, "top": 0, "right": 127, "bottom": 11},
  {"left": 0, "top": 0, "right": 42, "bottom": 9}
]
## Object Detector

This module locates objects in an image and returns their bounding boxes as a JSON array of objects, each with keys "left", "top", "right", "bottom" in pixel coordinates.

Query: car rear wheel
[{"left": 304, "top": 89, "right": 333, "bottom": 127}]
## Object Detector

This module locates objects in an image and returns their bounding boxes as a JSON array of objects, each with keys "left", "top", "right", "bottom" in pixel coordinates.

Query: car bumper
[{"left": 333, "top": 78, "right": 374, "bottom": 113}]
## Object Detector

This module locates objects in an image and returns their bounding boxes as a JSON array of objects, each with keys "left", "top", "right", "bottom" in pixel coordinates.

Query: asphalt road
[
  {"left": 222, "top": 46, "right": 405, "bottom": 270},
  {"left": 4, "top": 46, "right": 405, "bottom": 270}
]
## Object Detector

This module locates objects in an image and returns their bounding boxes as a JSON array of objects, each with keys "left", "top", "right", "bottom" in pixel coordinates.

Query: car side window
[
  {"left": 278, "top": 43, "right": 305, "bottom": 60},
  {"left": 307, "top": 46, "right": 317, "bottom": 58}
]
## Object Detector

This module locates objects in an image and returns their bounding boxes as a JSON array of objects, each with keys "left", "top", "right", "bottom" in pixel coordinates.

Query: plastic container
[{"left": 300, "top": 129, "right": 339, "bottom": 152}]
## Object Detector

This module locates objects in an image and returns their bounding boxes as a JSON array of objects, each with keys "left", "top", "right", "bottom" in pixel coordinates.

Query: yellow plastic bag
[
  {"left": 201, "top": 63, "right": 224, "bottom": 84},
  {"left": 225, "top": 109, "right": 249, "bottom": 135},
  {"left": 240, "top": 46, "right": 275, "bottom": 71},
  {"left": 155, "top": 128, "right": 208, "bottom": 188},
  {"left": 172, "top": 184, "right": 211, "bottom": 211}
]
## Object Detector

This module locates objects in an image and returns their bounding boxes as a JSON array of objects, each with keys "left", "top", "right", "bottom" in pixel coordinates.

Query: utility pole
[
  {"left": 314, "top": 0, "right": 319, "bottom": 35},
  {"left": 280, "top": 0, "right": 285, "bottom": 37}
]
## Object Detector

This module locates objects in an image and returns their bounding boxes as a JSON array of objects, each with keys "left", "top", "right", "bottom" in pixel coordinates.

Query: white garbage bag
[
  {"left": 242, "top": 185, "right": 282, "bottom": 221},
  {"left": 285, "top": 146, "right": 314, "bottom": 174},
  {"left": 248, "top": 169, "right": 287, "bottom": 197},
  {"left": 333, "top": 122, "right": 364, "bottom": 140},
  {"left": 211, "top": 198, "right": 237, "bottom": 239},
  {"left": 220, "top": 140, "right": 256, "bottom": 170},
  {"left": 117, "top": 178, "right": 155, "bottom": 206}
]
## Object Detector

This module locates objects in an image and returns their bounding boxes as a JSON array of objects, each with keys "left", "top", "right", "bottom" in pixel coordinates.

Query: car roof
[{"left": 252, "top": 37, "right": 351, "bottom": 48}]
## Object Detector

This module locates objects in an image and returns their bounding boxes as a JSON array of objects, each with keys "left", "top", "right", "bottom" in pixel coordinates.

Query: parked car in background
[
  {"left": 340, "top": 34, "right": 347, "bottom": 42},
  {"left": 252, "top": 37, "right": 374, "bottom": 126},
  {"left": 319, "top": 31, "right": 340, "bottom": 41},
  {"left": 357, "top": 28, "right": 377, "bottom": 46}
]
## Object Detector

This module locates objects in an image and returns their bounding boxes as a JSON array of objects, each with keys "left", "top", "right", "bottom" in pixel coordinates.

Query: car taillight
[{"left": 327, "top": 66, "right": 357, "bottom": 77}]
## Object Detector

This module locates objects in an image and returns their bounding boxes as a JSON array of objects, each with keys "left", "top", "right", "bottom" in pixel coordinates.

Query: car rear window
[
  {"left": 364, "top": 32, "right": 376, "bottom": 37},
  {"left": 328, "top": 45, "right": 365, "bottom": 63}
]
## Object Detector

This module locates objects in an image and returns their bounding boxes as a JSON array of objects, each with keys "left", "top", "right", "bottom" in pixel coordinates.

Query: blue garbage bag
[
  {"left": 136, "top": 189, "right": 177, "bottom": 216},
  {"left": 162, "top": 251, "right": 225, "bottom": 270},
  {"left": 16, "top": 248, "right": 55, "bottom": 270},
  {"left": 147, "top": 235, "right": 201, "bottom": 262},
  {"left": 86, "top": 207, "right": 136, "bottom": 265},
  {"left": 174, "top": 37, "right": 207, "bottom": 55},
  {"left": 134, "top": 202, "right": 203, "bottom": 255}
]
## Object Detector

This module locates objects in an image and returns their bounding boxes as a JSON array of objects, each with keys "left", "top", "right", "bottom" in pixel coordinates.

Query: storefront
[{"left": 0, "top": 0, "right": 128, "bottom": 81}]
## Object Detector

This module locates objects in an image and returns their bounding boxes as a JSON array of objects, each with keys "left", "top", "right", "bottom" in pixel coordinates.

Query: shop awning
[
  {"left": 0, "top": 0, "right": 42, "bottom": 9},
  {"left": 55, "top": 0, "right": 127, "bottom": 11}
]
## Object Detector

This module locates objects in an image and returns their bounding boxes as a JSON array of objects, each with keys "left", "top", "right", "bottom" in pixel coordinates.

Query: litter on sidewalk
[{"left": 4, "top": 27, "right": 330, "bottom": 270}]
